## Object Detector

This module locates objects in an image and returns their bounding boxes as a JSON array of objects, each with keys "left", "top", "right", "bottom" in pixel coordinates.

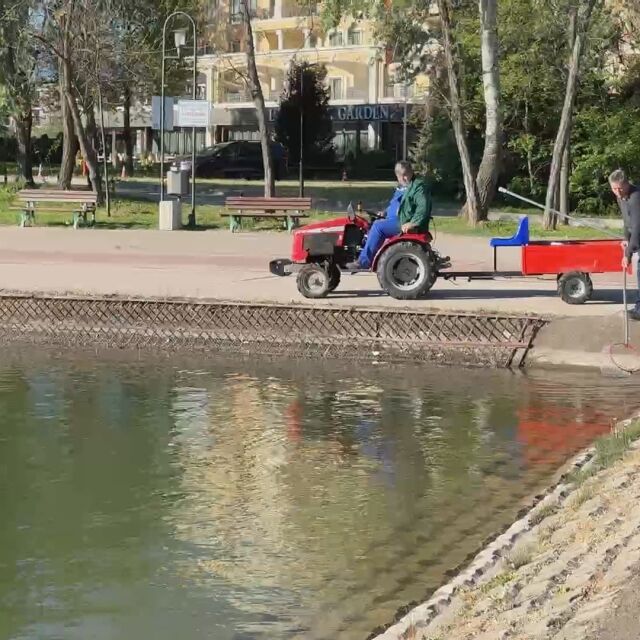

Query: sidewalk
[{"left": 0, "top": 226, "right": 629, "bottom": 318}]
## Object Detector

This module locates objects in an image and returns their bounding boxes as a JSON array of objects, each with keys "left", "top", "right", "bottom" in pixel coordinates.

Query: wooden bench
[
  {"left": 16, "top": 189, "right": 98, "bottom": 229},
  {"left": 223, "top": 196, "right": 312, "bottom": 232}
]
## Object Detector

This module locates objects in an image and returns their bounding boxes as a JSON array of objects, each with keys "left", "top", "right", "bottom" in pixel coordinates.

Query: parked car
[{"left": 173, "top": 141, "right": 287, "bottom": 180}]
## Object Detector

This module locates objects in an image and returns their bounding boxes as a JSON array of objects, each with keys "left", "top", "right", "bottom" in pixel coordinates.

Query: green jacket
[{"left": 398, "top": 177, "right": 432, "bottom": 232}]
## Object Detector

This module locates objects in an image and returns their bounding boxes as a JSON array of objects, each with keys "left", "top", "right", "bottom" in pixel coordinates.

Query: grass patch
[
  {"left": 529, "top": 501, "right": 560, "bottom": 526},
  {"left": 571, "top": 484, "right": 598, "bottom": 510},
  {"left": 568, "top": 420, "right": 640, "bottom": 487},
  {"left": 505, "top": 543, "right": 536, "bottom": 570},
  {"left": 479, "top": 570, "right": 516, "bottom": 595},
  {"left": 538, "top": 520, "right": 561, "bottom": 544},
  {"left": 0, "top": 182, "right": 623, "bottom": 240}
]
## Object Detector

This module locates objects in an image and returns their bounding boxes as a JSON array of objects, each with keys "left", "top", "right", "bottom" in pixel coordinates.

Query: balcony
[
  {"left": 223, "top": 91, "right": 251, "bottom": 103},
  {"left": 383, "top": 83, "right": 415, "bottom": 100}
]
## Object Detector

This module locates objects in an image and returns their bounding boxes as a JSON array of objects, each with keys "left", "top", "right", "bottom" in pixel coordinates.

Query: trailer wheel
[
  {"left": 297, "top": 264, "right": 331, "bottom": 298},
  {"left": 377, "top": 241, "right": 434, "bottom": 300},
  {"left": 328, "top": 264, "right": 341, "bottom": 292},
  {"left": 558, "top": 271, "right": 593, "bottom": 305}
]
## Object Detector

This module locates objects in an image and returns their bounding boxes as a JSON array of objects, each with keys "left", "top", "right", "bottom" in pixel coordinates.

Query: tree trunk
[
  {"left": 58, "top": 68, "right": 79, "bottom": 189},
  {"left": 475, "top": 0, "right": 502, "bottom": 218},
  {"left": 543, "top": 1, "right": 597, "bottom": 229},
  {"left": 436, "top": 0, "right": 480, "bottom": 224},
  {"left": 123, "top": 85, "right": 134, "bottom": 177},
  {"left": 559, "top": 138, "right": 571, "bottom": 225},
  {"left": 242, "top": 0, "right": 275, "bottom": 197},
  {"left": 62, "top": 60, "right": 104, "bottom": 203},
  {"left": 14, "top": 110, "right": 34, "bottom": 186}
]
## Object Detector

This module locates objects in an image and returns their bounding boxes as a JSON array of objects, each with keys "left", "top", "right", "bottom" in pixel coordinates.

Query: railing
[
  {"left": 223, "top": 92, "right": 251, "bottom": 103},
  {"left": 0, "top": 294, "right": 548, "bottom": 368},
  {"left": 383, "top": 83, "right": 416, "bottom": 100}
]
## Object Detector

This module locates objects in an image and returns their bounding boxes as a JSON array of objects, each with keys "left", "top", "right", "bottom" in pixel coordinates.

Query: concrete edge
[
  {"left": 370, "top": 412, "right": 640, "bottom": 640},
  {"left": 526, "top": 348, "right": 640, "bottom": 373}
]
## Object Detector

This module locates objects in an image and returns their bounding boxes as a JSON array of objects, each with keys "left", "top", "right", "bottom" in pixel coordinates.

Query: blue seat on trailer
[{"left": 490, "top": 216, "right": 530, "bottom": 247}]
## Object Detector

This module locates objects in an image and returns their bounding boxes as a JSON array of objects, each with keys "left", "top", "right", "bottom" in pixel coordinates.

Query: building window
[
  {"left": 347, "top": 29, "right": 362, "bottom": 45},
  {"left": 328, "top": 77, "right": 344, "bottom": 100},
  {"left": 230, "top": 0, "right": 256, "bottom": 22},
  {"left": 230, "top": 40, "right": 241, "bottom": 52},
  {"left": 328, "top": 31, "right": 344, "bottom": 47}
]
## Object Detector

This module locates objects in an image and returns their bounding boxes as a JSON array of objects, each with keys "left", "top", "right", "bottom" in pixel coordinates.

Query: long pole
[
  {"left": 189, "top": 22, "right": 197, "bottom": 228},
  {"left": 160, "top": 17, "right": 168, "bottom": 202},
  {"left": 402, "top": 82, "right": 408, "bottom": 160},
  {"left": 498, "top": 186, "right": 622, "bottom": 239},
  {"left": 299, "top": 67, "right": 304, "bottom": 197}
]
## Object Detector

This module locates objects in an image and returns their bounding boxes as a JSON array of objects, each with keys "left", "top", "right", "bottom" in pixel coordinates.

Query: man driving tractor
[{"left": 346, "top": 160, "right": 432, "bottom": 270}]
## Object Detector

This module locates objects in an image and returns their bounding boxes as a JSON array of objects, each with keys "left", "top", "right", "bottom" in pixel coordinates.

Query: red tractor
[{"left": 269, "top": 205, "right": 451, "bottom": 300}]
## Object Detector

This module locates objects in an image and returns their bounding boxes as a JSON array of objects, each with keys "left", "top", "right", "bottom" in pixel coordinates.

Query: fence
[{"left": 0, "top": 294, "right": 547, "bottom": 368}]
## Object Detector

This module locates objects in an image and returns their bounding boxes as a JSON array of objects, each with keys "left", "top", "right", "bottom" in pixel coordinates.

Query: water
[{"left": 1, "top": 351, "right": 639, "bottom": 640}]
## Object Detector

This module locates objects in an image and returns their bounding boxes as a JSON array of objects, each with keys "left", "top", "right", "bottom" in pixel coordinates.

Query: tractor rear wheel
[
  {"left": 297, "top": 264, "right": 331, "bottom": 298},
  {"left": 376, "top": 242, "right": 435, "bottom": 300}
]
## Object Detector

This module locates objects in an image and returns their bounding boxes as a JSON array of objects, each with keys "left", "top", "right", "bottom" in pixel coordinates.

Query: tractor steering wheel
[{"left": 365, "top": 210, "right": 385, "bottom": 222}]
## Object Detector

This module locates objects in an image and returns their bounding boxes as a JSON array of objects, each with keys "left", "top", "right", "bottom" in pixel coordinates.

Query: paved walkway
[{"left": 0, "top": 227, "right": 631, "bottom": 318}]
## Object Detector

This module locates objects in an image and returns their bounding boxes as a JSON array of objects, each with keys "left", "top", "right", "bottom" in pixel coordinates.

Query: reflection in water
[{"left": 1, "top": 353, "right": 639, "bottom": 640}]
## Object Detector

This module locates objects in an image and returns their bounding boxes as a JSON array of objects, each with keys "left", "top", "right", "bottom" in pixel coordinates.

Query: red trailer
[{"left": 441, "top": 216, "right": 629, "bottom": 304}]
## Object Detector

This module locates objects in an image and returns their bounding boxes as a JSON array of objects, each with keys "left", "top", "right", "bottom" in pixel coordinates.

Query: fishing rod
[{"left": 498, "top": 186, "right": 622, "bottom": 239}]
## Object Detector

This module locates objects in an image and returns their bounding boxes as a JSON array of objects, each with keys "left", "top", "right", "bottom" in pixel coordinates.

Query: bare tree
[
  {"left": 0, "top": 0, "right": 38, "bottom": 185},
  {"left": 475, "top": 0, "right": 502, "bottom": 213},
  {"left": 436, "top": 0, "right": 481, "bottom": 223},
  {"left": 240, "top": 0, "right": 275, "bottom": 197},
  {"left": 543, "top": 0, "right": 600, "bottom": 229}
]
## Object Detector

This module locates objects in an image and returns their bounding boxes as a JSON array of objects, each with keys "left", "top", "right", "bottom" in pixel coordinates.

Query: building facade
[{"left": 198, "top": 0, "right": 430, "bottom": 160}]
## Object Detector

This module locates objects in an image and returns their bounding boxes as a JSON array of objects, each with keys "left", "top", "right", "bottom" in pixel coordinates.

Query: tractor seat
[
  {"left": 489, "top": 216, "right": 529, "bottom": 247},
  {"left": 402, "top": 230, "right": 433, "bottom": 243}
]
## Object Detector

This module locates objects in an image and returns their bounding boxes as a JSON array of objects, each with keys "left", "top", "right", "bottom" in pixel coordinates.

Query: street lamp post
[{"left": 160, "top": 11, "right": 198, "bottom": 227}]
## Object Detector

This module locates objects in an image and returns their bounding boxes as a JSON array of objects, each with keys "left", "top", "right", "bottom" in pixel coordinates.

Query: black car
[{"left": 173, "top": 141, "right": 287, "bottom": 180}]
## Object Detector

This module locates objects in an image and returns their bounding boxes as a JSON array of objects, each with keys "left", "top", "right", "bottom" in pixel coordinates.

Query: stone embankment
[{"left": 373, "top": 418, "right": 640, "bottom": 640}]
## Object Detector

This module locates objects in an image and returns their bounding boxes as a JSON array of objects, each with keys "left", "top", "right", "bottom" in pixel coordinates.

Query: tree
[
  {"left": 435, "top": 0, "right": 481, "bottom": 223},
  {"left": 0, "top": 0, "right": 39, "bottom": 185},
  {"left": 275, "top": 61, "right": 334, "bottom": 169},
  {"left": 543, "top": 0, "right": 601, "bottom": 229},
  {"left": 240, "top": 0, "right": 275, "bottom": 197},
  {"left": 322, "top": 0, "right": 501, "bottom": 225}
]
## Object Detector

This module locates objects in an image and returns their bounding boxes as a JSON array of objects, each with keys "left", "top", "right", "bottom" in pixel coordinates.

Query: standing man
[
  {"left": 610, "top": 169, "right": 640, "bottom": 319},
  {"left": 347, "top": 160, "right": 431, "bottom": 270}
]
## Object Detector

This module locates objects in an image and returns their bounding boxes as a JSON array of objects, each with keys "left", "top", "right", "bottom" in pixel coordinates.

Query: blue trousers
[{"left": 359, "top": 218, "right": 400, "bottom": 268}]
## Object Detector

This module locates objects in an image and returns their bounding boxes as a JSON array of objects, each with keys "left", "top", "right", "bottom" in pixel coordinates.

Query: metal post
[
  {"left": 189, "top": 26, "right": 198, "bottom": 228},
  {"left": 299, "top": 67, "right": 304, "bottom": 197},
  {"left": 160, "top": 18, "right": 168, "bottom": 202},
  {"left": 160, "top": 11, "right": 198, "bottom": 225},
  {"left": 623, "top": 266, "right": 630, "bottom": 346}
]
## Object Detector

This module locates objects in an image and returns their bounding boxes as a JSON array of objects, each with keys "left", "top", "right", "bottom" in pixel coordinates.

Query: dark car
[{"left": 173, "top": 141, "right": 287, "bottom": 180}]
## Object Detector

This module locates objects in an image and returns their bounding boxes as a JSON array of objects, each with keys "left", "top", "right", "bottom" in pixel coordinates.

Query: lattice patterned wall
[{"left": 0, "top": 295, "right": 547, "bottom": 367}]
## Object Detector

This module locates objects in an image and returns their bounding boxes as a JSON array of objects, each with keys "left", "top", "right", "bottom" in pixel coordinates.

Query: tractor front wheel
[
  {"left": 376, "top": 242, "right": 434, "bottom": 300},
  {"left": 328, "top": 264, "right": 341, "bottom": 292},
  {"left": 297, "top": 264, "right": 331, "bottom": 298}
]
